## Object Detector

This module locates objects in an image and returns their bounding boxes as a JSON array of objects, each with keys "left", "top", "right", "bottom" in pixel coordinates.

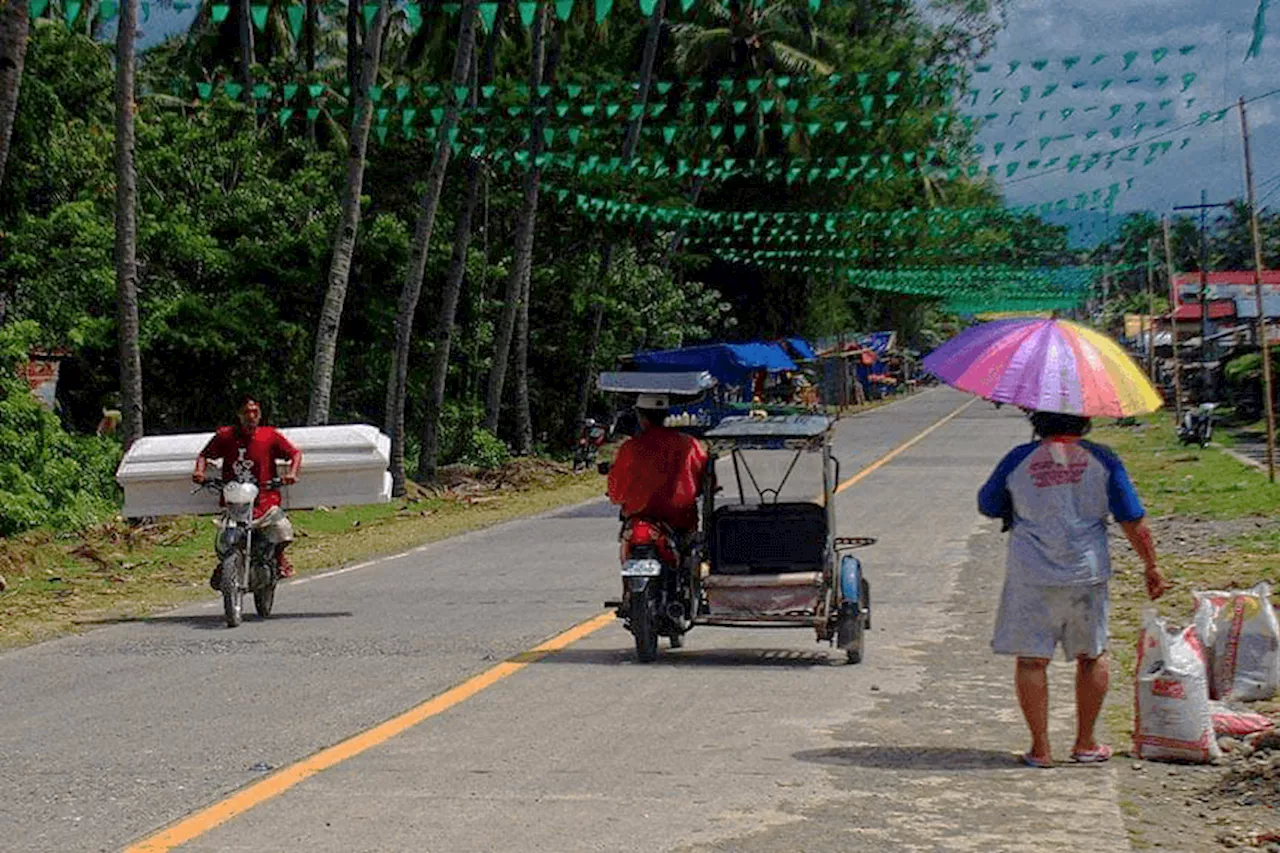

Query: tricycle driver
[{"left": 606, "top": 394, "right": 709, "bottom": 582}]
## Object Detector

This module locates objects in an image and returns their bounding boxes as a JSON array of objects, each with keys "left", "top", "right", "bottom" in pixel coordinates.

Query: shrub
[{"left": 0, "top": 321, "right": 121, "bottom": 536}]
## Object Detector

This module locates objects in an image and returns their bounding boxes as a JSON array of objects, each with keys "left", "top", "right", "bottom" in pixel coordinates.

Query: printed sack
[
  {"left": 1194, "top": 583, "right": 1280, "bottom": 702},
  {"left": 1134, "top": 610, "right": 1221, "bottom": 763}
]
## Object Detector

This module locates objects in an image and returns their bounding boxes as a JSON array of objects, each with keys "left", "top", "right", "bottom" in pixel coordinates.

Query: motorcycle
[
  {"left": 194, "top": 476, "right": 284, "bottom": 627},
  {"left": 615, "top": 515, "right": 693, "bottom": 662},
  {"left": 572, "top": 419, "right": 608, "bottom": 472},
  {"left": 1177, "top": 402, "right": 1217, "bottom": 449}
]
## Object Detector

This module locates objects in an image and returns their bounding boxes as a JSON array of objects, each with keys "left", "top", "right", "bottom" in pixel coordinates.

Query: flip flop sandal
[
  {"left": 1020, "top": 752, "right": 1054, "bottom": 769},
  {"left": 1070, "top": 745, "right": 1113, "bottom": 764}
]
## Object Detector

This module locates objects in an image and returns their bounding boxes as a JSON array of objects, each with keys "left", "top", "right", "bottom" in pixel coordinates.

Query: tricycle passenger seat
[{"left": 709, "top": 502, "right": 828, "bottom": 575}]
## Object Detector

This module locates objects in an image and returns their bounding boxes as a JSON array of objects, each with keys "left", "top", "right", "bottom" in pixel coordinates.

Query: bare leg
[
  {"left": 1016, "top": 657, "right": 1052, "bottom": 762},
  {"left": 1073, "top": 653, "right": 1109, "bottom": 753}
]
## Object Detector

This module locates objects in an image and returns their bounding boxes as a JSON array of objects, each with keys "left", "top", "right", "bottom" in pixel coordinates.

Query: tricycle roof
[
  {"left": 597, "top": 371, "right": 717, "bottom": 395},
  {"left": 704, "top": 414, "right": 833, "bottom": 441}
]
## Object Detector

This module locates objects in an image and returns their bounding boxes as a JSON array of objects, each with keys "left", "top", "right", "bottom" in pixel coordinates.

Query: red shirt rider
[
  {"left": 607, "top": 397, "right": 708, "bottom": 533},
  {"left": 193, "top": 397, "right": 302, "bottom": 518}
]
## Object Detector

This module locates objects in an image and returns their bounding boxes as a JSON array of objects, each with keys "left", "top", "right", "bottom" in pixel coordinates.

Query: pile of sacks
[{"left": 1134, "top": 582, "right": 1279, "bottom": 763}]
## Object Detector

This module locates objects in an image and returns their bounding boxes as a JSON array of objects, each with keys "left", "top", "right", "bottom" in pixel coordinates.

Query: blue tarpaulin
[
  {"left": 631, "top": 342, "right": 798, "bottom": 385},
  {"left": 785, "top": 337, "right": 818, "bottom": 361}
]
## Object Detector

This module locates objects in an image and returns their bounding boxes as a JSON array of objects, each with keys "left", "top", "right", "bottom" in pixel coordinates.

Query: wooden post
[
  {"left": 1239, "top": 96, "right": 1276, "bottom": 482},
  {"left": 1146, "top": 238, "right": 1157, "bottom": 379},
  {"left": 1163, "top": 215, "right": 1183, "bottom": 425}
]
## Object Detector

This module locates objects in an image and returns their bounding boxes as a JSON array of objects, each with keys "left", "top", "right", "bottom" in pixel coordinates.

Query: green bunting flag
[
  {"left": 1248, "top": 0, "right": 1269, "bottom": 59},
  {"left": 478, "top": 1, "right": 499, "bottom": 31},
  {"left": 595, "top": 0, "right": 612, "bottom": 23},
  {"left": 250, "top": 4, "right": 268, "bottom": 31},
  {"left": 196, "top": 82, "right": 213, "bottom": 100},
  {"left": 308, "top": 83, "right": 325, "bottom": 98},
  {"left": 287, "top": 5, "right": 305, "bottom": 39},
  {"left": 405, "top": 2, "right": 422, "bottom": 30},
  {"left": 29, "top": 0, "right": 49, "bottom": 17},
  {"left": 63, "top": 0, "right": 81, "bottom": 23},
  {"left": 211, "top": 3, "right": 230, "bottom": 22},
  {"left": 639, "top": 0, "right": 658, "bottom": 14},
  {"left": 224, "top": 82, "right": 243, "bottom": 100},
  {"left": 681, "top": 0, "right": 694, "bottom": 11},
  {"left": 362, "top": 3, "right": 378, "bottom": 27},
  {"left": 518, "top": 1, "right": 536, "bottom": 26},
  {"left": 283, "top": 83, "right": 298, "bottom": 101},
  {"left": 279, "top": 108, "right": 294, "bottom": 127},
  {"left": 555, "top": 0, "right": 574, "bottom": 20}
]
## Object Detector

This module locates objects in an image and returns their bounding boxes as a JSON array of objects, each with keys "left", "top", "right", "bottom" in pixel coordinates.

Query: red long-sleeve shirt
[{"left": 607, "top": 425, "right": 708, "bottom": 531}]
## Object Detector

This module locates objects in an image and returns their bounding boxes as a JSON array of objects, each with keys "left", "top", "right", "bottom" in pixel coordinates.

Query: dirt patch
[{"left": 1106, "top": 514, "right": 1280, "bottom": 851}]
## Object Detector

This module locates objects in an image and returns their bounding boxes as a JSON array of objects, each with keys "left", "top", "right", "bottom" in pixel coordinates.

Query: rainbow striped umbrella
[{"left": 922, "top": 317, "right": 1163, "bottom": 418}]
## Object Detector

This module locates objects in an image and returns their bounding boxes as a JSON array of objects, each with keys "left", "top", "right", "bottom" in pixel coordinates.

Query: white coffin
[{"left": 116, "top": 424, "right": 392, "bottom": 518}]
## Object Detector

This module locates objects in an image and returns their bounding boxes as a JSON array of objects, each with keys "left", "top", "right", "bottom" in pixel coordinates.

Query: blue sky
[{"left": 974, "top": 0, "right": 1280, "bottom": 224}]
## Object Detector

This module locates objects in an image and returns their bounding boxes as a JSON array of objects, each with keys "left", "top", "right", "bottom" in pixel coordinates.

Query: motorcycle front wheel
[
  {"left": 254, "top": 584, "right": 275, "bottom": 619},
  {"left": 222, "top": 554, "right": 244, "bottom": 628}
]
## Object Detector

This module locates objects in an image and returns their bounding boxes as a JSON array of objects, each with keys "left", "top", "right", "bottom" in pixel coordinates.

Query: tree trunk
[
  {"left": 383, "top": 0, "right": 480, "bottom": 497},
  {"left": 306, "top": 0, "right": 388, "bottom": 426},
  {"left": 513, "top": 262, "right": 533, "bottom": 455},
  {"left": 417, "top": 158, "right": 480, "bottom": 480},
  {"left": 0, "top": 0, "right": 30, "bottom": 191},
  {"left": 238, "top": 0, "right": 256, "bottom": 124},
  {"left": 345, "top": 0, "right": 359, "bottom": 98},
  {"left": 304, "top": 0, "right": 316, "bottom": 143},
  {"left": 573, "top": 0, "right": 666, "bottom": 430},
  {"left": 484, "top": 3, "right": 551, "bottom": 435},
  {"left": 115, "top": 0, "right": 143, "bottom": 449},
  {"left": 416, "top": 4, "right": 505, "bottom": 482}
]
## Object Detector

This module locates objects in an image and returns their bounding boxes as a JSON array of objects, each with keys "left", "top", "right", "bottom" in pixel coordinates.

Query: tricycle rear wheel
[{"left": 837, "top": 602, "right": 864, "bottom": 665}]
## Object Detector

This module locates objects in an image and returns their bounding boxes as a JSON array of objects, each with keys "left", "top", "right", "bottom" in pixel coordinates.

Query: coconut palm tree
[
  {"left": 116, "top": 0, "right": 144, "bottom": 448},
  {"left": 0, "top": 0, "right": 30, "bottom": 190},
  {"left": 669, "top": 0, "right": 835, "bottom": 79},
  {"left": 306, "top": 0, "right": 389, "bottom": 425},
  {"left": 385, "top": 0, "right": 481, "bottom": 497}
]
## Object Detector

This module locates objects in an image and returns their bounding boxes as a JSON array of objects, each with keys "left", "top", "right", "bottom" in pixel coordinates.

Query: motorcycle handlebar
[{"left": 191, "top": 477, "right": 286, "bottom": 494}]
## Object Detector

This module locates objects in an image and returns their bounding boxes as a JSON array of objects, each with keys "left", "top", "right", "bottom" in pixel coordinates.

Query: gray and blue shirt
[{"left": 979, "top": 439, "right": 1145, "bottom": 587}]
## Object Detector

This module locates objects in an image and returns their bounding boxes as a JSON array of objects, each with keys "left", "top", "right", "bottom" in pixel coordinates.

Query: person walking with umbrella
[{"left": 924, "top": 317, "right": 1172, "bottom": 768}]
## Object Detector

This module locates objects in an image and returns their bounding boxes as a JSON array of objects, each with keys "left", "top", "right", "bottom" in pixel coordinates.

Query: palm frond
[{"left": 769, "top": 41, "right": 833, "bottom": 76}]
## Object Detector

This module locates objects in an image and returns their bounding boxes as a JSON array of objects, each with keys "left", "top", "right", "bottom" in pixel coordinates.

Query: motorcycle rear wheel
[{"left": 630, "top": 588, "right": 659, "bottom": 663}]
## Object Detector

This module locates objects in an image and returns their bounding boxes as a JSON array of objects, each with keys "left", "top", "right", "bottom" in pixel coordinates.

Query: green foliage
[
  {"left": 458, "top": 428, "right": 512, "bottom": 470},
  {"left": 0, "top": 322, "right": 122, "bottom": 537}
]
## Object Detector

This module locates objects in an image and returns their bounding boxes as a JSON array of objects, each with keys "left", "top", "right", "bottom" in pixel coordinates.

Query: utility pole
[
  {"left": 1173, "top": 192, "right": 1232, "bottom": 399},
  {"left": 1239, "top": 96, "right": 1276, "bottom": 482},
  {"left": 1146, "top": 238, "right": 1157, "bottom": 379},
  {"left": 1163, "top": 215, "right": 1183, "bottom": 425}
]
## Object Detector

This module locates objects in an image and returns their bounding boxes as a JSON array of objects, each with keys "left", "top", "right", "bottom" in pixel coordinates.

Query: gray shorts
[{"left": 992, "top": 580, "right": 1109, "bottom": 661}]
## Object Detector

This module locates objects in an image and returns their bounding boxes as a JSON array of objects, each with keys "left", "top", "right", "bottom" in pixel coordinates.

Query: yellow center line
[
  {"left": 834, "top": 397, "right": 977, "bottom": 494},
  {"left": 124, "top": 611, "right": 615, "bottom": 853}
]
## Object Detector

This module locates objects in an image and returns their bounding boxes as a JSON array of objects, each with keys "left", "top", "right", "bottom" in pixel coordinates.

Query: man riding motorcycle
[
  {"left": 192, "top": 397, "right": 302, "bottom": 589},
  {"left": 606, "top": 394, "right": 709, "bottom": 594}
]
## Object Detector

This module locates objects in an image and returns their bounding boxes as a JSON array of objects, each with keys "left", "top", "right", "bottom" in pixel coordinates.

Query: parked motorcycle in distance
[
  {"left": 1177, "top": 402, "right": 1217, "bottom": 449},
  {"left": 572, "top": 418, "right": 608, "bottom": 472},
  {"left": 193, "top": 477, "right": 284, "bottom": 627}
]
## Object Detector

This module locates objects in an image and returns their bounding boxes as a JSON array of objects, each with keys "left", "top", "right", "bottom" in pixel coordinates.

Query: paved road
[{"left": 0, "top": 390, "right": 1132, "bottom": 852}]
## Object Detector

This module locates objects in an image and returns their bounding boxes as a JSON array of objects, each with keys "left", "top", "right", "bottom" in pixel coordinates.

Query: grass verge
[
  {"left": 0, "top": 461, "right": 606, "bottom": 650},
  {"left": 1091, "top": 415, "right": 1280, "bottom": 743}
]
